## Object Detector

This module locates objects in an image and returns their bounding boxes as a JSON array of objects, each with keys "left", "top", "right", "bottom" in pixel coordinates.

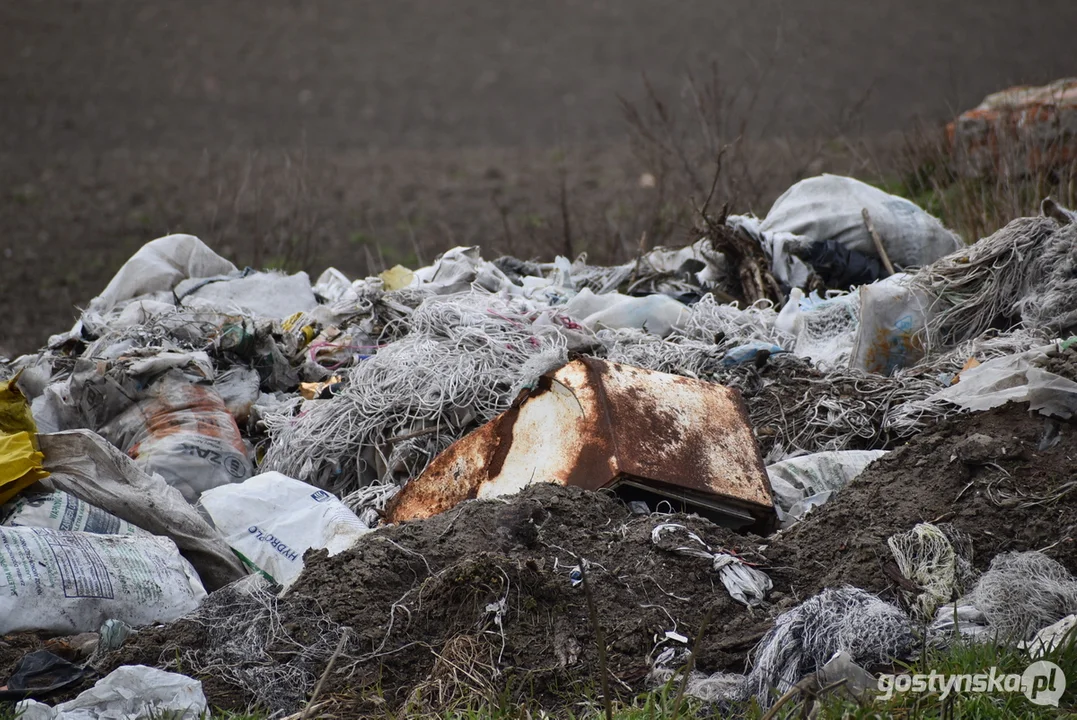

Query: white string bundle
[
  {"left": 887, "top": 523, "right": 976, "bottom": 621},
  {"left": 680, "top": 295, "right": 793, "bottom": 350},
  {"left": 969, "top": 551, "right": 1077, "bottom": 641},
  {"left": 911, "top": 216, "right": 1061, "bottom": 353},
  {"left": 744, "top": 587, "right": 914, "bottom": 702},
  {"left": 161, "top": 576, "right": 353, "bottom": 713},
  {"left": 1018, "top": 221, "right": 1077, "bottom": 333},
  {"left": 597, "top": 328, "right": 724, "bottom": 378}
]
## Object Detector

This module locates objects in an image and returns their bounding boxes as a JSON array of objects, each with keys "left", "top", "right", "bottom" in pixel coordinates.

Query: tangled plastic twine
[
  {"left": 158, "top": 576, "right": 354, "bottom": 713},
  {"left": 262, "top": 292, "right": 568, "bottom": 496}
]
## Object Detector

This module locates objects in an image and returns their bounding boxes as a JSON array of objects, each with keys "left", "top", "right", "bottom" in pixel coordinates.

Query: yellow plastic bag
[
  {"left": 379, "top": 265, "right": 415, "bottom": 291},
  {"left": 0, "top": 374, "right": 38, "bottom": 438},
  {"left": 0, "top": 432, "right": 47, "bottom": 504},
  {"left": 0, "top": 374, "right": 49, "bottom": 504}
]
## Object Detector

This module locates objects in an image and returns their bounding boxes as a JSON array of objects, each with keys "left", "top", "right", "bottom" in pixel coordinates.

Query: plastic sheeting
[
  {"left": 766, "top": 450, "right": 888, "bottom": 515},
  {"left": 175, "top": 270, "right": 319, "bottom": 319},
  {"left": 929, "top": 346, "right": 1077, "bottom": 418},
  {"left": 17, "top": 666, "right": 207, "bottom": 720}
]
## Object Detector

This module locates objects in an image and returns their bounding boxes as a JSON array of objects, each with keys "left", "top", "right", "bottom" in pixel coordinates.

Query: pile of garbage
[{"left": 3, "top": 173, "right": 1077, "bottom": 716}]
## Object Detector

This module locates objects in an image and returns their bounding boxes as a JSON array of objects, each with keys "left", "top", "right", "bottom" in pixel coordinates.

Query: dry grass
[{"left": 880, "top": 118, "right": 1077, "bottom": 244}]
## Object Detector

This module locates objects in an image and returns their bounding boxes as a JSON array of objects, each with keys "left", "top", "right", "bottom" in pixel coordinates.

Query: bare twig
[
  {"left": 579, "top": 561, "right": 613, "bottom": 720},
  {"left": 559, "top": 167, "right": 574, "bottom": 260},
  {"left": 301, "top": 633, "right": 347, "bottom": 719},
  {"left": 670, "top": 607, "right": 714, "bottom": 720},
  {"left": 862, "top": 208, "right": 896, "bottom": 275}
]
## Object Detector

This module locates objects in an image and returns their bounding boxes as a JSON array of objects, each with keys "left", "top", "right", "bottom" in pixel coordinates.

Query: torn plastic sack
[
  {"left": 0, "top": 526, "right": 206, "bottom": 634},
  {"left": 928, "top": 346, "right": 1077, "bottom": 418},
  {"left": 312, "top": 267, "right": 353, "bottom": 302},
  {"left": 760, "top": 175, "right": 962, "bottom": 268},
  {"left": 97, "top": 369, "right": 251, "bottom": 502},
  {"left": 197, "top": 471, "right": 370, "bottom": 588},
  {"left": 175, "top": 270, "right": 318, "bottom": 319},
  {"left": 0, "top": 375, "right": 48, "bottom": 504},
  {"left": 784, "top": 492, "right": 835, "bottom": 525},
  {"left": 651, "top": 523, "right": 771, "bottom": 606},
  {"left": 1021, "top": 614, "right": 1077, "bottom": 658},
  {"left": 1, "top": 490, "right": 147, "bottom": 536},
  {"left": 766, "top": 450, "right": 888, "bottom": 515},
  {"left": 928, "top": 602, "right": 992, "bottom": 645},
  {"left": 16, "top": 666, "right": 207, "bottom": 720},
  {"left": 37, "top": 430, "right": 246, "bottom": 591},
  {"left": 814, "top": 651, "right": 877, "bottom": 704},
  {"left": 849, "top": 274, "right": 932, "bottom": 374},
  {"left": 88, "top": 234, "right": 238, "bottom": 314}
]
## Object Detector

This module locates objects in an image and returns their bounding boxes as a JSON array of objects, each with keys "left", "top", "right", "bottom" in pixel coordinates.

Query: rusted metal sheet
[{"left": 386, "top": 357, "right": 775, "bottom": 531}]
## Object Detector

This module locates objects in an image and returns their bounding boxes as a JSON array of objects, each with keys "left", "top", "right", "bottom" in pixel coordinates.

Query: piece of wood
[{"left": 862, "top": 208, "right": 896, "bottom": 276}]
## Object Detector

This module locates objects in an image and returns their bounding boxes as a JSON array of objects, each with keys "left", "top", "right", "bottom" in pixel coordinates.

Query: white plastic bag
[
  {"left": 766, "top": 450, "right": 888, "bottom": 514},
  {"left": 198, "top": 471, "right": 370, "bottom": 587},
  {"left": 1021, "top": 614, "right": 1077, "bottom": 658},
  {"left": 0, "top": 526, "right": 206, "bottom": 634},
  {"left": 760, "top": 175, "right": 962, "bottom": 268},
  {"left": 1, "top": 490, "right": 147, "bottom": 536},
  {"left": 313, "top": 267, "right": 353, "bottom": 302},
  {"left": 848, "top": 274, "right": 932, "bottom": 374},
  {"left": 564, "top": 290, "right": 692, "bottom": 338},
  {"left": 17, "top": 666, "right": 207, "bottom": 720}
]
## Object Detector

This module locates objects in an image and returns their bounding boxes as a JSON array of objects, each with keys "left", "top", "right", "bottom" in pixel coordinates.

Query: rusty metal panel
[
  {"left": 581, "top": 357, "right": 772, "bottom": 508},
  {"left": 386, "top": 358, "right": 774, "bottom": 526}
]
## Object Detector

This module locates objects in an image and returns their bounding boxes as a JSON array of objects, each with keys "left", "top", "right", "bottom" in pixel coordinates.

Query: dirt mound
[
  {"left": 107, "top": 484, "right": 783, "bottom": 713},
  {"left": 769, "top": 401, "right": 1077, "bottom": 598},
  {"left": 98, "top": 401, "right": 1077, "bottom": 714}
]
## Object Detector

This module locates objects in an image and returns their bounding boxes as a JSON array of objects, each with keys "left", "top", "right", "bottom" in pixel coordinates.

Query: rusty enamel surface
[{"left": 386, "top": 358, "right": 774, "bottom": 524}]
